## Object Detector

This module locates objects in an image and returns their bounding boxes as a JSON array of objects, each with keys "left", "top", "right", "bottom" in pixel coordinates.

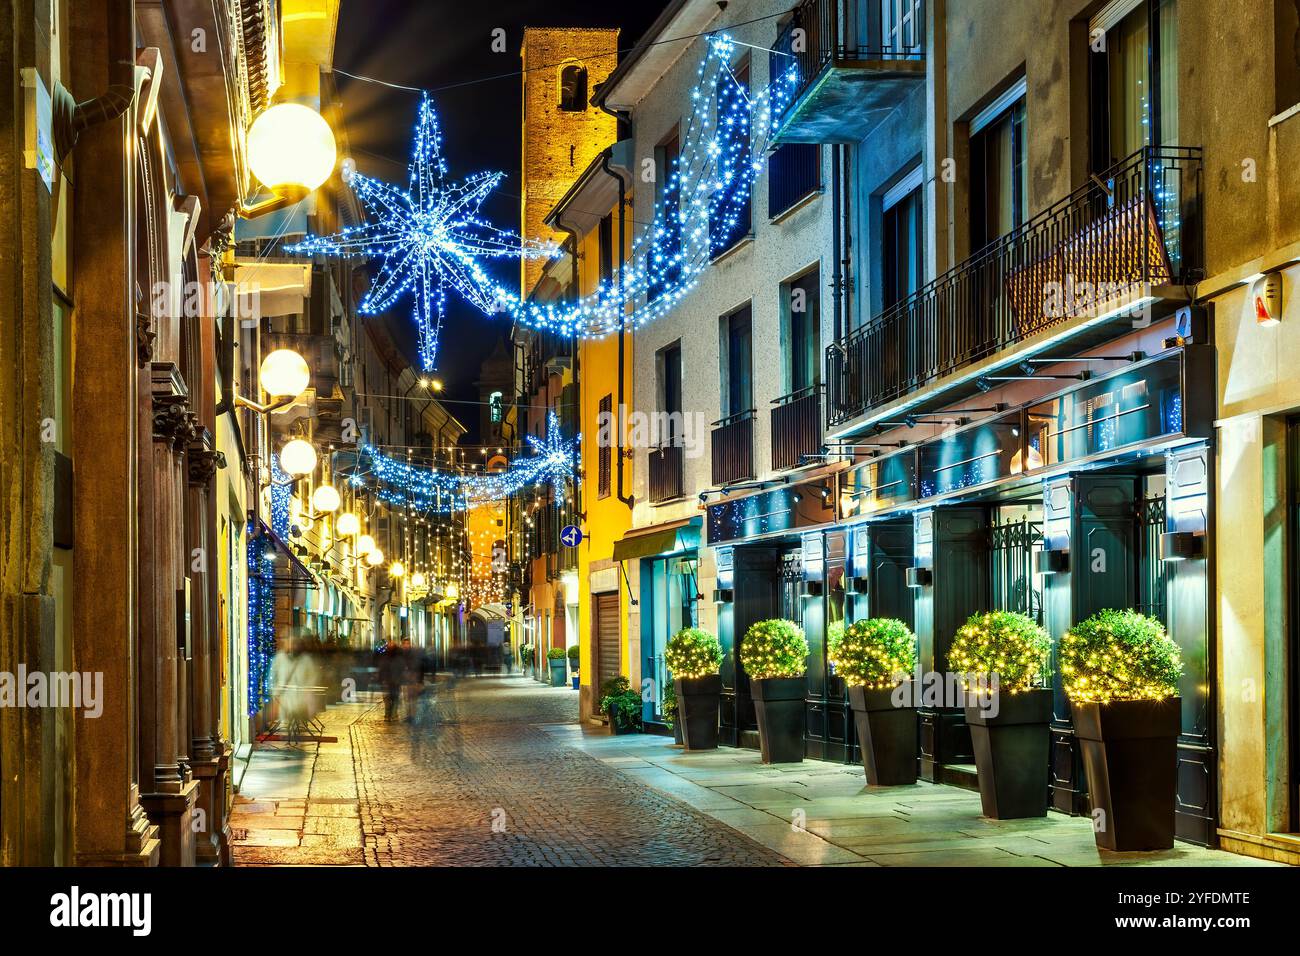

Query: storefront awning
[{"left": 612, "top": 517, "right": 700, "bottom": 562}]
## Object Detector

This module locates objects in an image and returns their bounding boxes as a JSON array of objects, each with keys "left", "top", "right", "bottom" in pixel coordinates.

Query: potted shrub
[
  {"left": 664, "top": 627, "right": 723, "bottom": 751},
  {"left": 567, "top": 645, "right": 580, "bottom": 690},
  {"left": 546, "top": 647, "right": 567, "bottom": 687},
  {"left": 947, "top": 611, "right": 1053, "bottom": 819},
  {"left": 739, "top": 619, "right": 809, "bottom": 764},
  {"left": 599, "top": 676, "right": 643, "bottom": 735},
  {"left": 519, "top": 644, "right": 534, "bottom": 677},
  {"left": 830, "top": 617, "right": 919, "bottom": 786},
  {"left": 661, "top": 679, "right": 682, "bottom": 745},
  {"left": 1062, "top": 609, "right": 1183, "bottom": 851}
]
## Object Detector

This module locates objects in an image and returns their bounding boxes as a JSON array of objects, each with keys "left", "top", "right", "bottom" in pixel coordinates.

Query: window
[
  {"left": 489, "top": 391, "right": 503, "bottom": 423},
  {"left": 598, "top": 213, "right": 614, "bottom": 292},
  {"left": 721, "top": 305, "right": 754, "bottom": 417},
  {"left": 651, "top": 130, "right": 682, "bottom": 301},
  {"left": 559, "top": 64, "right": 588, "bottom": 112},
  {"left": 783, "top": 268, "right": 821, "bottom": 393},
  {"left": 598, "top": 394, "right": 612, "bottom": 498},
  {"left": 659, "top": 341, "right": 683, "bottom": 445},
  {"left": 1089, "top": 0, "right": 1178, "bottom": 171},
  {"left": 1277, "top": 0, "right": 1300, "bottom": 113},
  {"left": 969, "top": 86, "right": 1028, "bottom": 252},
  {"left": 882, "top": 169, "right": 924, "bottom": 309},
  {"left": 768, "top": 144, "right": 820, "bottom": 219},
  {"left": 709, "top": 59, "right": 753, "bottom": 257}
]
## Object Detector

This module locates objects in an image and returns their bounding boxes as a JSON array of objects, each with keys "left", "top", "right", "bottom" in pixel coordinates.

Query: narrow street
[
  {"left": 232, "top": 676, "right": 1273, "bottom": 869},
  {"left": 232, "top": 677, "right": 789, "bottom": 866}
]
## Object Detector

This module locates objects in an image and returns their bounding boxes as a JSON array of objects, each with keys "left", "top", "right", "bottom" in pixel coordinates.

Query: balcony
[
  {"left": 827, "top": 146, "right": 1203, "bottom": 432},
  {"left": 711, "top": 410, "right": 756, "bottom": 486},
  {"left": 772, "top": 0, "right": 925, "bottom": 146},
  {"left": 648, "top": 445, "right": 685, "bottom": 503},
  {"left": 771, "top": 385, "right": 824, "bottom": 471}
]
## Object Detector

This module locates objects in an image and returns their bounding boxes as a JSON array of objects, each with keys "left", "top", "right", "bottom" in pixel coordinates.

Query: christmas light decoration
[
  {"left": 739, "top": 619, "right": 810, "bottom": 680},
  {"left": 351, "top": 411, "right": 575, "bottom": 513},
  {"left": 1060, "top": 608, "right": 1183, "bottom": 703},
  {"left": 829, "top": 618, "right": 918, "bottom": 689},
  {"left": 946, "top": 611, "right": 1053, "bottom": 693},
  {"left": 289, "top": 35, "right": 800, "bottom": 359},
  {"left": 247, "top": 527, "right": 278, "bottom": 716},
  {"left": 269, "top": 456, "right": 292, "bottom": 539},
  {"left": 663, "top": 627, "right": 723, "bottom": 679},
  {"left": 286, "top": 94, "right": 552, "bottom": 369}
]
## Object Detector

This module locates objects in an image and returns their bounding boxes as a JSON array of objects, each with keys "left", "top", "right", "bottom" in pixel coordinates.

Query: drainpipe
[
  {"left": 831, "top": 144, "right": 844, "bottom": 346},
  {"left": 600, "top": 147, "right": 635, "bottom": 511},
  {"left": 52, "top": 0, "right": 137, "bottom": 162}
]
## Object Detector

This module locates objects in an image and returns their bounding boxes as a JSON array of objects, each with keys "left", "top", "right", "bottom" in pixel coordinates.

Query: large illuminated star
[{"left": 288, "top": 94, "right": 551, "bottom": 369}]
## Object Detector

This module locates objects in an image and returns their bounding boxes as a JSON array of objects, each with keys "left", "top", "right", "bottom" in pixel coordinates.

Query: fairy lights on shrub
[
  {"left": 739, "top": 618, "right": 809, "bottom": 680},
  {"left": 1061, "top": 608, "right": 1183, "bottom": 703},
  {"left": 946, "top": 611, "right": 1053, "bottom": 693},
  {"left": 829, "top": 618, "right": 917, "bottom": 689},
  {"left": 663, "top": 626, "right": 724, "bottom": 679}
]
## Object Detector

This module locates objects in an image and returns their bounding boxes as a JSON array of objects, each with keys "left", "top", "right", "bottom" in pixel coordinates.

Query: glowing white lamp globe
[
  {"left": 248, "top": 103, "right": 337, "bottom": 193},
  {"left": 356, "top": 533, "right": 375, "bottom": 556},
  {"left": 410, "top": 572, "right": 427, "bottom": 589},
  {"left": 312, "top": 483, "right": 341, "bottom": 513},
  {"left": 258, "top": 349, "right": 310, "bottom": 399},
  {"left": 279, "top": 439, "right": 317, "bottom": 477},
  {"left": 336, "top": 512, "right": 361, "bottom": 536},
  {"left": 389, "top": 560, "right": 406, "bottom": 578},
  {"left": 446, "top": 581, "right": 460, "bottom": 600},
  {"left": 366, "top": 548, "right": 385, "bottom": 567}
]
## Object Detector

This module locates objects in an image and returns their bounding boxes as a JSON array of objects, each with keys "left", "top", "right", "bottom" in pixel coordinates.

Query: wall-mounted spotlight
[
  {"left": 713, "top": 588, "right": 734, "bottom": 604},
  {"left": 1035, "top": 549, "right": 1070, "bottom": 574},
  {"left": 905, "top": 566, "right": 932, "bottom": 589},
  {"left": 1160, "top": 530, "right": 1204, "bottom": 561},
  {"left": 801, "top": 580, "right": 824, "bottom": 598}
]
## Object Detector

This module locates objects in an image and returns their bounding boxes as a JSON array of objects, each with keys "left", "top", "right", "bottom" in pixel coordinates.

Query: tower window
[{"left": 559, "top": 64, "right": 588, "bottom": 112}]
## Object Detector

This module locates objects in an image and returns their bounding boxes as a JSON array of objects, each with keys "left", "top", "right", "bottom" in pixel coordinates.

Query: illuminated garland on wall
[
  {"left": 350, "top": 411, "right": 576, "bottom": 512},
  {"left": 289, "top": 34, "right": 800, "bottom": 365},
  {"left": 247, "top": 527, "right": 278, "bottom": 716},
  {"left": 270, "top": 455, "right": 292, "bottom": 539}
]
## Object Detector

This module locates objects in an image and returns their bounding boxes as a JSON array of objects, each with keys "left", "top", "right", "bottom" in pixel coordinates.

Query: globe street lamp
[
  {"left": 246, "top": 102, "right": 337, "bottom": 205},
  {"left": 279, "top": 439, "right": 317, "bottom": 478}
]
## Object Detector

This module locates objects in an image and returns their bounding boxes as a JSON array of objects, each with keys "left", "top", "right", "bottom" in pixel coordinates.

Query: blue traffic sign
[{"left": 560, "top": 525, "right": 583, "bottom": 548}]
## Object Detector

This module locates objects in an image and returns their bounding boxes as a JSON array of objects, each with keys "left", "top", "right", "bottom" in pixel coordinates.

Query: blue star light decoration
[
  {"left": 287, "top": 94, "right": 552, "bottom": 369},
  {"left": 352, "top": 412, "right": 576, "bottom": 512}
]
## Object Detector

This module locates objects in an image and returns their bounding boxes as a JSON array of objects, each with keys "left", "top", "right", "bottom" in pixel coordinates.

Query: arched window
[{"left": 559, "top": 64, "right": 588, "bottom": 112}]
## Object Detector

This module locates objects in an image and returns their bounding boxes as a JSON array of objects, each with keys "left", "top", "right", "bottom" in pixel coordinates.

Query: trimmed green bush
[
  {"left": 546, "top": 647, "right": 566, "bottom": 661},
  {"left": 519, "top": 644, "right": 535, "bottom": 665},
  {"left": 598, "top": 676, "right": 642, "bottom": 730},
  {"left": 739, "top": 619, "right": 809, "bottom": 680},
  {"left": 567, "top": 644, "right": 580, "bottom": 663},
  {"left": 829, "top": 617, "right": 917, "bottom": 688},
  {"left": 946, "top": 610, "right": 1052, "bottom": 692},
  {"left": 663, "top": 627, "right": 723, "bottom": 679},
  {"left": 1061, "top": 608, "right": 1183, "bottom": 703}
]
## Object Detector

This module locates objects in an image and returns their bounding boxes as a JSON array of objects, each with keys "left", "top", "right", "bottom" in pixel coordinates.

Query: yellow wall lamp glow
[
  {"left": 244, "top": 102, "right": 337, "bottom": 216},
  {"left": 237, "top": 348, "right": 311, "bottom": 415}
]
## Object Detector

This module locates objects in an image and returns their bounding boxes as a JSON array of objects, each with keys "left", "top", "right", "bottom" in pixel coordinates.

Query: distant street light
[
  {"left": 336, "top": 512, "right": 361, "bottom": 536},
  {"left": 312, "top": 483, "right": 341, "bottom": 513},
  {"left": 279, "top": 439, "right": 318, "bottom": 478}
]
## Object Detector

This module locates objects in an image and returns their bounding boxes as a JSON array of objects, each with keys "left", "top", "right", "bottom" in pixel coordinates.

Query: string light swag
[
  {"left": 287, "top": 94, "right": 554, "bottom": 370},
  {"left": 353, "top": 411, "right": 577, "bottom": 511}
]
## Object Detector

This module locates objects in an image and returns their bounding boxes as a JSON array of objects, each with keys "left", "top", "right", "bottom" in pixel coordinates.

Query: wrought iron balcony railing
[
  {"left": 827, "top": 146, "right": 1203, "bottom": 428},
  {"left": 711, "top": 409, "right": 756, "bottom": 486},
  {"left": 775, "top": 0, "right": 925, "bottom": 119},
  {"left": 771, "top": 384, "right": 824, "bottom": 471},
  {"left": 648, "top": 444, "right": 685, "bottom": 504}
]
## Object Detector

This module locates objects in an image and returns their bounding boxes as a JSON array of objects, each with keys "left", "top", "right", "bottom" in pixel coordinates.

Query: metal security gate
[
  {"left": 990, "top": 516, "right": 1043, "bottom": 623},
  {"left": 594, "top": 592, "right": 621, "bottom": 691},
  {"left": 1136, "top": 495, "right": 1167, "bottom": 625}
]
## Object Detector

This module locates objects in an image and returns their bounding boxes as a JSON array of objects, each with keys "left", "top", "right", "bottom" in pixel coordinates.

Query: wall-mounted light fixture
[
  {"left": 713, "top": 588, "right": 734, "bottom": 604},
  {"left": 905, "top": 566, "right": 932, "bottom": 589},
  {"left": 801, "top": 580, "right": 824, "bottom": 598},
  {"left": 1160, "top": 530, "right": 1204, "bottom": 562},
  {"left": 1035, "top": 549, "right": 1070, "bottom": 574},
  {"left": 1253, "top": 272, "right": 1283, "bottom": 327}
]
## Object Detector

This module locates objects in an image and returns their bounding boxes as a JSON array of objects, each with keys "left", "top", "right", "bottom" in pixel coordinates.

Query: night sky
[{"left": 332, "top": 0, "right": 667, "bottom": 441}]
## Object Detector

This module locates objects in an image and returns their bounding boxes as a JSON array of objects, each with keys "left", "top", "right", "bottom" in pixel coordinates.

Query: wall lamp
[
  {"left": 1036, "top": 549, "right": 1070, "bottom": 574},
  {"left": 1160, "top": 530, "right": 1204, "bottom": 561},
  {"left": 875, "top": 417, "right": 966, "bottom": 432},
  {"left": 976, "top": 371, "right": 1091, "bottom": 392},
  {"left": 713, "top": 588, "right": 734, "bottom": 604},
  {"left": 905, "top": 566, "right": 932, "bottom": 588}
]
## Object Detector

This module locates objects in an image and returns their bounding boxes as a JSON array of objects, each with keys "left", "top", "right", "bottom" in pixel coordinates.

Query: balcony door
[
  {"left": 783, "top": 268, "right": 821, "bottom": 395},
  {"left": 722, "top": 305, "right": 754, "bottom": 418},
  {"left": 882, "top": 168, "right": 924, "bottom": 309},
  {"left": 1089, "top": 0, "right": 1179, "bottom": 171},
  {"left": 969, "top": 83, "right": 1028, "bottom": 254}
]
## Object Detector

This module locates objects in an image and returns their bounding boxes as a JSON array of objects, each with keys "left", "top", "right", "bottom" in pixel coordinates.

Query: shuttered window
[{"left": 598, "top": 394, "right": 612, "bottom": 499}]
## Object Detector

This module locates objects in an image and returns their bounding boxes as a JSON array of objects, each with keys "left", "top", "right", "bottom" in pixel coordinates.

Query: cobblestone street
[{"left": 232, "top": 675, "right": 789, "bottom": 866}]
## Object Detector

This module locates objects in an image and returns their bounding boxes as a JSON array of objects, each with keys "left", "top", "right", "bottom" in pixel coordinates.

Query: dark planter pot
[
  {"left": 672, "top": 709, "right": 684, "bottom": 745},
  {"left": 1074, "top": 697, "right": 1180, "bottom": 851},
  {"left": 751, "top": 677, "right": 805, "bottom": 764},
  {"left": 964, "top": 688, "right": 1052, "bottom": 819},
  {"left": 848, "top": 684, "right": 918, "bottom": 786},
  {"left": 548, "top": 661, "right": 567, "bottom": 687},
  {"left": 675, "top": 675, "right": 721, "bottom": 751}
]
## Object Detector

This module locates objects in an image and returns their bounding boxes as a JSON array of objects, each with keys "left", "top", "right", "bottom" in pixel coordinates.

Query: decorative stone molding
[{"left": 187, "top": 428, "right": 226, "bottom": 485}]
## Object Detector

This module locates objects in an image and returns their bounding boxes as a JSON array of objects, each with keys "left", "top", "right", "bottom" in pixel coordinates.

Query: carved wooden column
[
  {"left": 69, "top": 0, "right": 159, "bottom": 867},
  {"left": 138, "top": 363, "right": 199, "bottom": 866}
]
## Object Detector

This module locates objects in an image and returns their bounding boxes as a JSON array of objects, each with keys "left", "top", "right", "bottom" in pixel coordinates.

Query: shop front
[
  {"left": 706, "top": 480, "right": 836, "bottom": 752},
  {"left": 832, "top": 345, "right": 1217, "bottom": 844}
]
